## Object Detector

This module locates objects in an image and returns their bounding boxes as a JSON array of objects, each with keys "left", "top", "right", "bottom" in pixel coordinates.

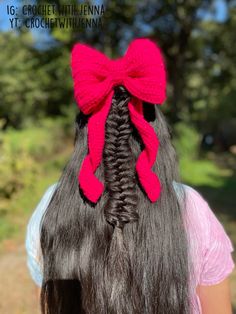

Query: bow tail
[
  {"left": 78, "top": 91, "right": 114, "bottom": 203},
  {"left": 128, "top": 98, "right": 161, "bottom": 202}
]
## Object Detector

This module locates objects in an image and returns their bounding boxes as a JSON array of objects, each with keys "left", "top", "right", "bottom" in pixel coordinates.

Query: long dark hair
[{"left": 40, "top": 86, "right": 191, "bottom": 313}]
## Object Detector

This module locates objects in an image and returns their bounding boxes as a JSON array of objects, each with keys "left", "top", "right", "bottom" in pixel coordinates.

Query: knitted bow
[{"left": 71, "top": 38, "right": 167, "bottom": 203}]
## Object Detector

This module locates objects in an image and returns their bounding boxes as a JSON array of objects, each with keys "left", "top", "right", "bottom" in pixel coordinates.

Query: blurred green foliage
[
  {"left": 0, "top": 31, "right": 72, "bottom": 129},
  {"left": 173, "top": 122, "right": 201, "bottom": 160},
  {"left": 0, "top": 118, "right": 68, "bottom": 198},
  {"left": 0, "top": 1, "right": 235, "bottom": 249},
  {"left": 174, "top": 122, "right": 228, "bottom": 186},
  {"left": 0, "top": 117, "right": 74, "bottom": 244}
]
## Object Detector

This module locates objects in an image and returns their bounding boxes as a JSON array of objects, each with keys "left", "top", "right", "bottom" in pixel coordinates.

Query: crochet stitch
[{"left": 71, "top": 38, "right": 167, "bottom": 203}]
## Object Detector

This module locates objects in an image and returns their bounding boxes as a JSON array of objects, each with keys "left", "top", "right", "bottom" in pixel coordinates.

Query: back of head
[{"left": 40, "top": 40, "right": 190, "bottom": 314}]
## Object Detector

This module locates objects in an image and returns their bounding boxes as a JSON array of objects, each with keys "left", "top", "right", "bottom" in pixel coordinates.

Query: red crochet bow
[{"left": 71, "top": 38, "right": 167, "bottom": 203}]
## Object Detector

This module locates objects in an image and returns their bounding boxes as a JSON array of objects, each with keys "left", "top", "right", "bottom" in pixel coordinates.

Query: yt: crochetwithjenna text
[{"left": 9, "top": 17, "right": 103, "bottom": 29}]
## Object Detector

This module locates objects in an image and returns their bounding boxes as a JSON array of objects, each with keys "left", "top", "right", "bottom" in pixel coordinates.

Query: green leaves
[{"left": 0, "top": 31, "right": 73, "bottom": 129}]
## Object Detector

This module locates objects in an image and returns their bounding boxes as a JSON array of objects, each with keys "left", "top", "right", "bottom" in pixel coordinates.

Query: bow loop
[
  {"left": 71, "top": 43, "right": 112, "bottom": 114},
  {"left": 123, "top": 38, "right": 167, "bottom": 104}
]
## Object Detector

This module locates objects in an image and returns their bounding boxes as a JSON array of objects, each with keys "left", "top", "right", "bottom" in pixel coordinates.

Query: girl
[{"left": 25, "top": 39, "right": 235, "bottom": 314}]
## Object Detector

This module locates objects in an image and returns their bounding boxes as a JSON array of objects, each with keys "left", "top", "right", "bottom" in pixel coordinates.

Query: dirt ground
[
  {"left": 0, "top": 243, "right": 40, "bottom": 314},
  {"left": 0, "top": 240, "right": 235, "bottom": 314}
]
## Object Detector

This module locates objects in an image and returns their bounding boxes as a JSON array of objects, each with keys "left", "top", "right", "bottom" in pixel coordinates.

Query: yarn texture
[{"left": 71, "top": 38, "right": 167, "bottom": 203}]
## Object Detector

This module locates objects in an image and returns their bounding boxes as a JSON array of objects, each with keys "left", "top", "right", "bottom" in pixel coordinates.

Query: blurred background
[{"left": 0, "top": 0, "right": 235, "bottom": 313}]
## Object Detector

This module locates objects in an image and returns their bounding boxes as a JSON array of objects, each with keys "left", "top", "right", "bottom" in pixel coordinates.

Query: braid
[
  {"left": 102, "top": 86, "right": 140, "bottom": 313},
  {"left": 103, "top": 86, "right": 139, "bottom": 230}
]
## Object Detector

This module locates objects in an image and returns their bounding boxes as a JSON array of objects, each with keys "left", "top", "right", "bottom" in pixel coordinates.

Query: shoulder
[
  {"left": 25, "top": 183, "right": 58, "bottom": 286},
  {"left": 174, "top": 181, "right": 234, "bottom": 256},
  {"left": 25, "top": 183, "right": 58, "bottom": 259},
  {"left": 174, "top": 181, "right": 220, "bottom": 234},
  {"left": 174, "top": 181, "right": 235, "bottom": 285}
]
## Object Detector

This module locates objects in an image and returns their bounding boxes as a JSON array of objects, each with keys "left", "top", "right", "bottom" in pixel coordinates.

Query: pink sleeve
[{"left": 199, "top": 199, "right": 235, "bottom": 285}]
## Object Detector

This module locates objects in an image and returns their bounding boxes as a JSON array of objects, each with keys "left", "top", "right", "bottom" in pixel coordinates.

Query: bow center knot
[{"left": 110, "top": 59, "right": 125, "bottom": 86}]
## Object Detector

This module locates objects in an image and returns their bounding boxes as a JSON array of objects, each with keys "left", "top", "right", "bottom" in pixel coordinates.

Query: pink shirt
[
  {"left": 25, "top": 182, "right": 235, "bottom": 313},
  {"left": 182, "top": 184, "right": 235, "bottom": 313}
]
